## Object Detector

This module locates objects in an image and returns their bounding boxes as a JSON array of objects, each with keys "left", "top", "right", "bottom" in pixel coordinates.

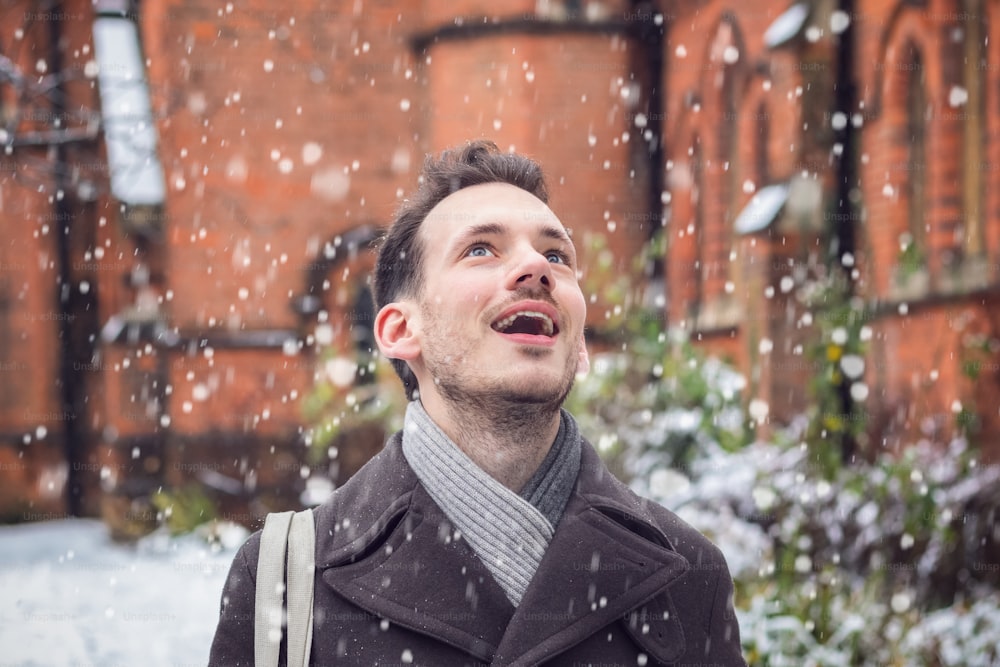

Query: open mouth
[{"left": 490, "top": 310, "right": 559, "bottom": 337}]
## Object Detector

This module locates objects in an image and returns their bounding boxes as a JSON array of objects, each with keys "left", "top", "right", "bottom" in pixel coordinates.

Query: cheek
[
  {"left": 565, "top": 290, "right": 588, "bottom": 327},
  {"left": 424, "top": 290, "right": 488, "bottom": 328},
  {"left": 444, "top": 277, "right": 494, "bottom": 308}
]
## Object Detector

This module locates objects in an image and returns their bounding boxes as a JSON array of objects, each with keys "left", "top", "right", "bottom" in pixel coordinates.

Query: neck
[{"left": 418, "top": 391, "right": 561, "bottom": 492}]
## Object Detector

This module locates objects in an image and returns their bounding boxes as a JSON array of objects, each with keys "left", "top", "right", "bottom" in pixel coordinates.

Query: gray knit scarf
[{"left": 401, "top": 400, "right": 582, "bottom": 606}]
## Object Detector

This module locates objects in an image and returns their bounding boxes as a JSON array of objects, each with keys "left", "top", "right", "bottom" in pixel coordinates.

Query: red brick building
[
  {"left": 661, "top": 0, "right": 1000, "bottom": 455},
  {"left": 1, "top": 0, "right": 997, "bottom": 527}
]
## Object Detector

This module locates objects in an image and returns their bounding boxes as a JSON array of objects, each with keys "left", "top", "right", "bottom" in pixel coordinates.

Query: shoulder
[
  {"left": 573, "top": 438, "right": 744, "bottom": 662},
  {"left": 227, "top": 525, "right": 263, "bottom": 583},
  {"left": 227, "top": 430, "right": 419, "bottom": 574},
  {"left": 641, "top": 491, "right": 730, "bottom": 567},
  {"left": 576, "top": 437, "right": 729, "bottom": 568},
  {"left": 311, "top": 431, "right": 423, "bottom": 564}
]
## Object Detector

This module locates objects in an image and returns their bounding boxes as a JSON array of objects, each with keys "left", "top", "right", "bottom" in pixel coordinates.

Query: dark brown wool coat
[{"left": 208, "top": 433, "right": 746, "bottom": 666}]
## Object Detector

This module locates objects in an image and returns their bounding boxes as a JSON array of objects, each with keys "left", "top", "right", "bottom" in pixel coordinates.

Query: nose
[{"left": 506, "top": 246, "right": 553, "bottom": 292}]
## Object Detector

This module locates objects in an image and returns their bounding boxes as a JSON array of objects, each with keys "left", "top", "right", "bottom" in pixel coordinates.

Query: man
[{"left": 209, "top": 140, "right": 745, "bottom": 665}]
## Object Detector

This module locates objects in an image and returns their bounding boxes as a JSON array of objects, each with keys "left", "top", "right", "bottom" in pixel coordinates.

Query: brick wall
[
  {"left": 4, "top": 0, "right": 1000, "bottom": 524},
  {"left": 854, "top": 1, "right": 1000, "bottom": 456},
  {"left": 664, "top": 0, "right": 1000, "bottom": 458},
  {"left": 0, "top": 0, "right": 108, "bottom": 519},
  {"left": 424, "top": 27, "right": 653, "bottom": 322},
  {"left": 90, "top": 0, "right": 659, "bottom": 522}
]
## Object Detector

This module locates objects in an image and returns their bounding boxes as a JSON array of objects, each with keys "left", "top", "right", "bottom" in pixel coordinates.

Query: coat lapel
[
  {"left": 491, "top": 487, "right": 690, "bottom": 666},
  {"left": 319, "top": 482, "right": 515, "bottom": 662},
  {"left": 314, "top": 433, "right": 690, "bottom": 665}
]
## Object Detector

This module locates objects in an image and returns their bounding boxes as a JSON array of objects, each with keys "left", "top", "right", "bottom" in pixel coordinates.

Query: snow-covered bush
[
  {"left": 566, "top": 325, "right": 749, "bottom": 477},
  {"left": 668, "top": 435, "right": 1000, "bottom": 666},
  {"left": 568, "top": 325, "right": 1000, "bottom": 665}
]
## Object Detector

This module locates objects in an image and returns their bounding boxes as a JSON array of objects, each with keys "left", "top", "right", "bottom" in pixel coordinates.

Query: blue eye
[
  {"left": 546, "top": 251, "right": 569, "bottom": 264},
  {"left": 468, "top": 245, "right": 493, "bottom": 257}
]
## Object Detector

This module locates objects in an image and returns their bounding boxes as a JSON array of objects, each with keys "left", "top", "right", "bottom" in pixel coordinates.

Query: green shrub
[{"left": 151, "top": 484, "right": 217, "bottom": 536}]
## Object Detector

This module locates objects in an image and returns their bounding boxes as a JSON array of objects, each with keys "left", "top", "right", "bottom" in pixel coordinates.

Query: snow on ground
[{"left": 0, "top": 519, "right": 243, "bottom": 667}]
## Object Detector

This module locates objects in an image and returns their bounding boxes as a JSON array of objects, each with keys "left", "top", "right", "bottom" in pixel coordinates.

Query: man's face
[{"left": 406, "top": 182, "right": 588, "bottom": 408}]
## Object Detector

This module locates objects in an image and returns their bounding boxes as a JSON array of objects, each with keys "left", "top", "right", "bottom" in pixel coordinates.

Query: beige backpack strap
[
  {"left": 255, "top": 511, "right": 293, "bottom": 667},
  {"left": 285, "top": 509, "right": 316, "bottom": 666}
]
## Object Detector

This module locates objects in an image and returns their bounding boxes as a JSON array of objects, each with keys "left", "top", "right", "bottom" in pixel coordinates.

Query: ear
[
  {"left": 576, "top": 335, "right": 590, "bottom": 375},
  {"left": 374, "top": 302, "right": 421, "bottom": 363}
]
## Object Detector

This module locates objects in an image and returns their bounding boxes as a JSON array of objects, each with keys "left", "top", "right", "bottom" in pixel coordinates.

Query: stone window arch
[
  {"left": 700, "top": 14, "right": 746, "bottom": 320},
  {"left": 877, "top": 33, "right": 930, "bottom": 292},
  {"left": 960, "top": 0, "right": 987, "bottom": 258}
]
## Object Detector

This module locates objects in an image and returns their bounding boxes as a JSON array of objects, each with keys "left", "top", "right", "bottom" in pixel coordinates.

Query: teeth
[{"left": 492, "top": 310, "right": 555, "bottom": 336}]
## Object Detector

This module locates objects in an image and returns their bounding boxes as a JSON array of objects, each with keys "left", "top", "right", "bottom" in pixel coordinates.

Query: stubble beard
[
  {"left": 419, "top": 306, "right": 579, "bottom": 429},
  {"left": 416, "top": 301, "right": 581, "bottom": 487}
]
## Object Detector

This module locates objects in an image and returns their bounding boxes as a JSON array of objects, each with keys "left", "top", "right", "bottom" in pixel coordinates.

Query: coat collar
[{"left": 315, "top": 430, "right": 690, "bottom": 664}]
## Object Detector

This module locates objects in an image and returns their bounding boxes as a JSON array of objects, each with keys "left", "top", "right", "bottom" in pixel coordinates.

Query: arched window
[
  {"left": 705, "top": 17, "right": 744, "bottom": 310},
  {"left": 692, "top": 140, "right": 706, "bottom": 319},
  {"left": 962, "top": 0, "right": 987, "bottom": 257},
  {"left": 903, "top": 43, "right": 927, "bottom": 262},
  {"left": 720, "top": 57, "right": 740, "bottom": 228}
]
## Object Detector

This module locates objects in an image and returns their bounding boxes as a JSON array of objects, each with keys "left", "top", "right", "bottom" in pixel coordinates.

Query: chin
[{"left": 498, "top": 375, "right": 575, "bottom": 406}]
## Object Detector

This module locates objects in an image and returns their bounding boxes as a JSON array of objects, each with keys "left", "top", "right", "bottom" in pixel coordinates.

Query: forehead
[{"left": 420, "top": 182, "right": 567, "bottom": 244}]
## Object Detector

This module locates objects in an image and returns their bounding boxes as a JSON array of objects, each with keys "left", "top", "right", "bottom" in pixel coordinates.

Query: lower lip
[{"left": 494, "top": 331, "right": 558, "bottom": 347}]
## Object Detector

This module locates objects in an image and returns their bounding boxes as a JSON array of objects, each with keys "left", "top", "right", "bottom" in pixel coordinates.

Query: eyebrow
[{"left": 458, "top": 222, "right": 572, "bottom": 245}]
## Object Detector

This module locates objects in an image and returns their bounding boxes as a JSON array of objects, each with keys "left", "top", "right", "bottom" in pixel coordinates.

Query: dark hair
[{"left": 373, "top": 140, "right": 549, "bottom": 399}]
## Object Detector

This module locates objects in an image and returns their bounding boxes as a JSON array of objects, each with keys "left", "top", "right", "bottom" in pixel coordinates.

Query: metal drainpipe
[
  {"left": 832, "top": 0, "right": 860, "bottom": 462},
  {"left": 638, "top": 4, "right": 666, "bottom": 279},
  {"left": 48, "top": 1, "right": 85, "bottom": 516},
  {"left": 833, "top": 0, "right": 858, "bottom": 269}
]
